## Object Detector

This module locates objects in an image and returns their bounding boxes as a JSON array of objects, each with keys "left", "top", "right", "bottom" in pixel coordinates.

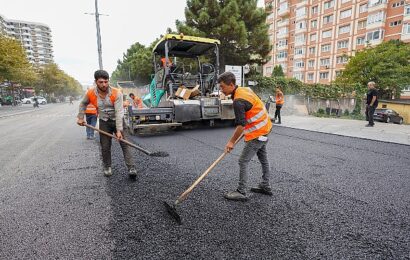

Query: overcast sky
[{"left": 1, "top": 0, "right": 264, "bottom": 86}]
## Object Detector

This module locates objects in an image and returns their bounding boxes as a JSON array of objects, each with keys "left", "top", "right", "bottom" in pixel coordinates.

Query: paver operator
[
  {"left": 77, "top": 70, "right": 137, "bottom": 177},
  {"left": 218, "top": 72, "right": 273, "bottom": 201}
]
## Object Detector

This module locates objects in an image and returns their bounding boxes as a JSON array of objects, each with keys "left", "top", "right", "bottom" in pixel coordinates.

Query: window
[
  {"left": 340, "top": 9, "right": 352, "bottom": 19},
  {"left": 296, "top": 7, "right": 307, "bottom": 17},
  {"left": 336, "top": 56, "right": 349, "bottom": 64},
  {"left": 277, "top": 27, "right": 288, "bottom": 36},
  {"left": 295, "top": 34, "right": 306, "bottom": 43},
  {"left": 322, "top": 30, "right": 332, "bottom": 38},
  {"left": 337, "top": 40, "right": 349, "bottom": 49},
  {"left": 278, "top": 2, "right": 289, "bottom": 12},
  {"left": 308, "top": 60, "right": 315, "bottom": 67},
  {"left": 390, "top": 20, "right": 402, "bottom": 27},
  {"left": 308, "top": 73, "right": 314, "bottom": 80},
  {"left": 310, "top": 33, "right": 317, "bottom": 41},
  {"left": 320, "top": 58, "right": 330, "bottom": 66},
  {"left": 311, "top": 20, "right": 318, "bottom": 29},
  {"left": 406, "top": 5, "right": 410, "bottom": 15},
  {"left": 276, "top": 51, "right": 288, "bottom": 59},
  {"left": 368, "top": 0, "right": 386, "bottom": 7},
  {"left": 297, "top": 21, "right": 306, "bottom": 30},
  {"left": 339, "top": 25, "right": 350, "bottom": 34},
  {"left": 319, "top": 72, "right": 329, "bottom": 79},
  {"left": 366, "top": 29, "right": 384, "bottom": 41},
  {"left": 309, "top": 47, "right": 316, "bottom": 54},
  {"left": 392, "top": 1, "right": 404, "bottom": 7},
  {"left": 324, "top": 0, "right": 334, "bottom": 9},
  {"left": 294, "top": 47, "right": 305, "bottom": 55},
  {"left": 323, "top": 15, "right": 333, "bottom": 24},
  {"left": 358, "top": 20, "right": 367, "bottom": 29},
  {"left": 294, "top": 60, "right": 305, "bottom": 68},
  {"left": 311, "top": 5, "right": 319, "bottom": 15},
  {"left": 367, "top": 11, "right": 385, "bottom": 25},
  {"left": 341, "top": 0, "right": 350, "bottom": 3},
  {"left": 293, "top": 72, "right": 304, "bottom": 80},
  {"left": 276, "top": 39, "right": 288, "bottom": 47},
  {"left": 403, "top": 24, "right": 410, "bottom": 34},
  {"left": 359, "top": 4, "right": 368, "bottom": 13},
  {"left": 321, "top": 44, "right": 331, "bottom": 52}
]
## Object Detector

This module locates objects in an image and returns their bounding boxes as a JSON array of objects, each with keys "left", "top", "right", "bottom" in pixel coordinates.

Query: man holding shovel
[
  {"left": 218, "top": 72, "right": 273, "bottom": 201},
  {"left": 77, "top": 70, "right": 137, "bottom": 177}
]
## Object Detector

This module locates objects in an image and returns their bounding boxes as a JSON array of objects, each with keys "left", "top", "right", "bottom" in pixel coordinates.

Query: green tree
[
  {"left": 176, "top": 0, "right": 270, "bottom": 70},
  {"left": 0, "top": 35, "right": 37, "bottom": 84},
  {"left": 35, "top": 63, "right": 82, "bottom": 97},
  {"left": 271, "top": 65, "right": 284, "bottom": 77},
  {"left": 111, "top": 42, "right": 155, "bottom": 86},
  {"left": 336, "top": 40, "right": 410, "bottom": 99}
]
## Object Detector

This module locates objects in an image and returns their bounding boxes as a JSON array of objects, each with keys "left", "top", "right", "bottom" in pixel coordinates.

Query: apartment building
[
  {"left": 0, "top": 14, "right": 53, "bottom": 66},
  {"left": 263, "top": 0, "right": 410, "bottom": 84}
]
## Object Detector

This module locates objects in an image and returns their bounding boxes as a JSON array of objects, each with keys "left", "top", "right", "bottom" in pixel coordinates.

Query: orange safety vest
[
  {"left": 276, "top": 90, "right": 284, "bottom": 105},
  {"left": 86, "top": 87, "right": 119, "bottom": 108},
  {"left": 234, "top": 87, "right": 272, "bottom": 141},
  {"left": 85, "top": 104, "right": 97, "bottom": 115}
]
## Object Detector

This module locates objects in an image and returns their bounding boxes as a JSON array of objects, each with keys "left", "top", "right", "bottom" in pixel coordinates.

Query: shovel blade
[{"left": 163, "top": 201, "right": 182, "bottom": 224}]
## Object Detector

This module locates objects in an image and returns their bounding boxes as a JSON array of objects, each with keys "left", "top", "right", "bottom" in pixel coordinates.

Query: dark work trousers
[
  {"left": 365, "top": 105, "right": 376, "bottom": 126},
  {"left": 274, "top": 105, "right": 282, "bottom": 123},
  {"left": 99, "top": 119, "right": 134, "bottom": 169},
  {"left": 238, "top": 138, "right": 270, "bottom": 194}
]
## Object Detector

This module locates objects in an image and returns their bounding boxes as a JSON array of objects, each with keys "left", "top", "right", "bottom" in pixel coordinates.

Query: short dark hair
[
  {"left": 217, "top": 72, "right": 236, "bottom": 86},
  {"left": 129, "top": 93, "right": 134, "bottom": 97},
  {"left": 94, "top": 70, "right": 109, "bottom": 80}
]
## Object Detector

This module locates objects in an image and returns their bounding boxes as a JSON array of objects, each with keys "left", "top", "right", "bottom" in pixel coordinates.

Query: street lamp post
[
  {"left": 85, "top": 0, "right": 108, "bottom": 70},
  {"left": 94, "top": 0, "right": 103, "bottom": 70}
]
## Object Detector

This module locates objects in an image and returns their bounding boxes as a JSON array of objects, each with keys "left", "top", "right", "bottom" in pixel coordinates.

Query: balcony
[
  {"left": 277, "top": 44, "right": 288, "bottom": 51},
  {"left": 403, "top": 9, "right": 410, "bottom": 22},
  {"left": 366, "top": 20, "right": 385, "bottom": 30},
  {"left": 368, "top": 0, "right": 387, "bottom": 12},
  {"left": 295, "top": 26, "right": 307, "bottom": 34},
  {"left": 277, "top": 6, "right": 290, "bottom": 16},
  {"left": 276, "top": 57, "right": 287, "bottom": 63},
  {"left": 294, "top": 40, "right": 306, "bottom": 47},
  {"left": 277, "top": 19, "right": 289, "bottom": 28}
]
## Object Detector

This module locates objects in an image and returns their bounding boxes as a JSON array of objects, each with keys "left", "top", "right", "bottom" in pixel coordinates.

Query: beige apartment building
[
  {"left": 263, "top": 0, "right": 410, "bottom": 84},
  {"left": 0, "top": 14, "right": 53, "bottom": 66}
]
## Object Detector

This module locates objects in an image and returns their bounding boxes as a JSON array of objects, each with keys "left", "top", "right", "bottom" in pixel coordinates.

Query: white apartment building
[{"left": 0, "top": 14, "right": 53, "bottom": 66}]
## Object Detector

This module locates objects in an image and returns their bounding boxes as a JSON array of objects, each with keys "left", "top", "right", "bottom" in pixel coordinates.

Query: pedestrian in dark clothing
[{"left": 365, "top": 81, "right": 378, "bottom": 127}]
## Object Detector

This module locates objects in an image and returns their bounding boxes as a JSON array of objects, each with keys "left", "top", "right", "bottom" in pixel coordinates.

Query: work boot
[
  {"left": 103, "top": 167, "right": 112, "bottom": 177},
  {"left": 250, "top": 184, "right": 273, "bottom": 196},
  {"left": 365, "top": 124, "right": 374, "bottom": 127},
  {"left": 128, "top": 167, "right": 137, "bottom": 178},
  {"left": 224, "top": 190, "right": 249, "bottom": 201}
]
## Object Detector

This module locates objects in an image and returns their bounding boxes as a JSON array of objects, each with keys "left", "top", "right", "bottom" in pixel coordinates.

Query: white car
[{"left": 22, "top": 96, "right": 47, "bottom": 105}]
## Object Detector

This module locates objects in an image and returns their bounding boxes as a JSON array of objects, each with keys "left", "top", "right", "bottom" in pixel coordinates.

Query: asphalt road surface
[{"left": 1, "top": 103, "right": 409, "bottom": 259}]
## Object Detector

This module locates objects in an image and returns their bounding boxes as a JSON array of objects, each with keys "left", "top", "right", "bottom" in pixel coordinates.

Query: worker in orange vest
[
  {"left": 274, "top": 87, "right": 285, "bottom": 124},
  {"left": 129, "top": 93, "right": 143, "bottom": 109},
  {"left": 76, "top": 70, "right": 137, "bottom": 178},
  {"left": 218, "top": 72, "right": 273, "bottom": 201},
  {"left": 85, "top": 103, "right": 97, "bottom": 139}
]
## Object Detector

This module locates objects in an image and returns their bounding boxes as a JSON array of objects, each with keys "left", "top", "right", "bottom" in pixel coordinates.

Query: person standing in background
[{"left": 274, "top": 87, "right": 284, "bottom": 124}]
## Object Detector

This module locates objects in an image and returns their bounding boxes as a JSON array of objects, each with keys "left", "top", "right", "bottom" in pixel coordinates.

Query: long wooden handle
[
  {"left": 175, "top": 134, "right": 244, "bottom": 205},
  {"left": 83, "top": 123, "right": 152, "bottom": 155}
]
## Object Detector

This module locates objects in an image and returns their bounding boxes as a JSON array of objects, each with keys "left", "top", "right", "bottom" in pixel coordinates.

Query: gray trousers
[
  {"left": 238, "top": 138, "right": 270, "bottom": 193},
  {"left": 99, "top": 119, "right": 134, "bottom": 169}
]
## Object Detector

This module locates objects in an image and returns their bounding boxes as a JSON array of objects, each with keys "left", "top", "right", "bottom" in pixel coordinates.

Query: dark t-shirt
[
  {"left": 366, "top": 89, "right": 378, "bottom": 107},
  {"left": 232, "top": 87, "right": 253, "bottom": 126}
]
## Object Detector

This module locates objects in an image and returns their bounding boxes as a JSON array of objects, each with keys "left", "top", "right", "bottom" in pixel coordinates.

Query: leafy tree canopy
[{"left": 176, "top": 0, "right": 270, "bottom": 70}]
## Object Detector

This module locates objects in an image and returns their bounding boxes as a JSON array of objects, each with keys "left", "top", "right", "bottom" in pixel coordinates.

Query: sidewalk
[{"left": 276, "top": 115, "right": 410, "bottom": 145}]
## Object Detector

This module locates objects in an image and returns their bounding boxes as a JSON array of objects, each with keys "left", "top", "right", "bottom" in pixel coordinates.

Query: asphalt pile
[{"left": 105, "top": 128, "right": 410, "bottom": 259}]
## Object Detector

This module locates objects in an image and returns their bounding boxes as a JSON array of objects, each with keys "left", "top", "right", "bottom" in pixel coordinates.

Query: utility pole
[{"left": 85, "top": 0, "right": 108, "bottom": 70}]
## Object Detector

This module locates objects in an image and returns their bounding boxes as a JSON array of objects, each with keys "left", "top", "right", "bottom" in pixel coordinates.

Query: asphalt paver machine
[{"left": 126, "top": 34, "right": 235, "bottom": 134}]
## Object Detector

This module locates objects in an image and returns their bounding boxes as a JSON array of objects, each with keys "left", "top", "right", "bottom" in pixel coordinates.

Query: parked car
[
  {"left": 373, "top": 109, "right": 404, "bottom": 124},
  {"left": 21, "top": 96, "right": 47, "bottom": 105}
]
